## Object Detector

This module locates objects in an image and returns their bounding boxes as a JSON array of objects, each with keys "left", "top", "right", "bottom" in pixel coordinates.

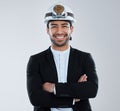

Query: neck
[{"left": 51, "top": 44, "right": 69, "bottom": 51}]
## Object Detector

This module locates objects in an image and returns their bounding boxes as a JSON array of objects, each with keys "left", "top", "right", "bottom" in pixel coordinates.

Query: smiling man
[
  {"left": 27, "top": 3, "right": 98, "bottom": 111},
  {"left": 47, "top": 20, "right": 73, "bottom": 50}
]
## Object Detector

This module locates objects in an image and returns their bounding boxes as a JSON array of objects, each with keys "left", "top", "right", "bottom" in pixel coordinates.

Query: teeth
[{"left": 56, "top": 36, "right": 64, "bottom": 39}]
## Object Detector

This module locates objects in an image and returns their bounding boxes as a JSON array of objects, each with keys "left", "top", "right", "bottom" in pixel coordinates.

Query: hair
[{"left": 47, "top": 20, "right": 72, "bottom": 28}]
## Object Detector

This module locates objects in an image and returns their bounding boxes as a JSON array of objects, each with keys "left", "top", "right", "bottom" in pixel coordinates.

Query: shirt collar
[{"left": 50, "top": 46, "right": 70, "bottom": 55}]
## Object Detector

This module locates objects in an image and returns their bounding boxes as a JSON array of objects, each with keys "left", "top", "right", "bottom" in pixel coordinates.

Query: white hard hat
[{"left": 44, "top": 3, "right": 75, "bottom": 23}]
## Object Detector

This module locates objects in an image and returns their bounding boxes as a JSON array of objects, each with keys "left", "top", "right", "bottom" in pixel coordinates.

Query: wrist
[{"left": 51, "top": 83, "right": 55, "bottom": 93}]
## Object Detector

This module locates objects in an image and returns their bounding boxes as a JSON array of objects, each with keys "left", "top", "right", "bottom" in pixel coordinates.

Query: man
[{"left": 27, "top": 3, "right": 98, "bottom": 111}]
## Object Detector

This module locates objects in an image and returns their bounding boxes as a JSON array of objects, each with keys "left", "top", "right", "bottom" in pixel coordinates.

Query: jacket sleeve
[
  {"left": 27, "top": 56, "right": 73, "bottom": 107},
  {"left": 55, "top": 53, "right": 98, "bottom": 100}
]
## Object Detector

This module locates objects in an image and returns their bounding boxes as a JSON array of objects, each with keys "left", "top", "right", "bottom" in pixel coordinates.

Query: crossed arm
[
  {"left": 43, "top": 74, "right": 87, "bottom": 102},
  {"left": 43, "top": 74, "right": 87, "bottom": 93}
]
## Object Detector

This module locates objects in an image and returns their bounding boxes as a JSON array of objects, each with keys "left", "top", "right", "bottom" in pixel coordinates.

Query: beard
[{"left": 50, "top": 33, "right": 70, "bottom": 47}]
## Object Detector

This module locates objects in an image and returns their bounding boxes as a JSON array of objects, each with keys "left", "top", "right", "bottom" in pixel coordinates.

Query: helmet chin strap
[{"left": 70, "top": 36, "right": 72, "bottom": 40}]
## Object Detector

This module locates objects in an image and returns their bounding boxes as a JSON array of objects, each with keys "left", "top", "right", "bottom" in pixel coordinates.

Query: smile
[
  {"left": 54, "top": 34, "right": 68, "bottom": 39},
  {"left": 55, "top": 36, "right": 64, "bottom": 39}
]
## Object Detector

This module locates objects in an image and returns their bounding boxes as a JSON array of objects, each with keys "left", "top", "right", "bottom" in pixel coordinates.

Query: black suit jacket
[{"left": 27, "top": 47, "right": 98, "bottom": 111}]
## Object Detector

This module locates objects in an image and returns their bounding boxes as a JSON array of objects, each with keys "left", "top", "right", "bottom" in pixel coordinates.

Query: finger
[
  {"left": 78, "top": 75, "right": 84, "bottom": 82},
  {"left": 75, "top": 98, "right": 80, "bottom": 102},
  {"left": 82, "top": 74, "right": 87, "bottom": 81},
  {"left": 78, "top": 74, "right": 87, "bottom": 82}
]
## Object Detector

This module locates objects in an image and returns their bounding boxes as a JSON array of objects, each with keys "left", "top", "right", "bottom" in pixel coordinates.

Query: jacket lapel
[
  {"left": 46, "top": 47, "right": 58, "bottom": 83},
  {"left": 67, "top": 47, "right": 77, "bottom": 83}
]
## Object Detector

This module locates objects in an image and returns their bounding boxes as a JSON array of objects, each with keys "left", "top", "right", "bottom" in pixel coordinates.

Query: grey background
[{"left": 0, "top": 0, "right": 120, "bottom": 111}]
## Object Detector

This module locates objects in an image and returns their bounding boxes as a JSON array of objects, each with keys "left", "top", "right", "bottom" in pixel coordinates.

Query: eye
[
  {"left": 51, "top": 25, "right": 58, "bottom": 29},
  {"left": 62, "top": 25, "right": 68, "bottom": 28}
]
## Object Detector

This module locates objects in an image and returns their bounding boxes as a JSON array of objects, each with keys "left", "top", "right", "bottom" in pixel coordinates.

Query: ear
[
  {"left": 46, "top": 28, "right": 49, "bottom": 35},
  {"left": 70, "top": 26, "right": 74, "bottom": 33}
]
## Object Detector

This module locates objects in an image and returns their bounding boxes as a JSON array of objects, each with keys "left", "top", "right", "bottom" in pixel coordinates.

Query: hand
[
  {"left": 74, "top": 74, "right": 88, "bottom": 103},
  {"left": 42, "top": 82, "right": 55, "bottom": 93},
  {"left": 74, "top": 98, "right": 80, "bottom": 102},
  {"left": 78, "top": 74, "right": 87, "bottom": 82}
]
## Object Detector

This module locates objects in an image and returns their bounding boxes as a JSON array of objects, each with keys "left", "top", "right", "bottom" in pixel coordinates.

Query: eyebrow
[
  {"left": 61, "top": 23, "right": 69, "bottom": 25},
  {"left": 50, "top": 23, "right": 57, "bottom": 26}
]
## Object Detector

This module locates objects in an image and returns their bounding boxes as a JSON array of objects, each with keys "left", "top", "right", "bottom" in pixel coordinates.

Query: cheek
[
  {"left": 67, "top": 29, "right": 72, "bottom": 34},
  {"left": 47, "top": 30, "right": 52, "bottom": 36},
  {"left": 66, "top": 27, "right": 73, "bottom": 34},
  {"left": 49, "top": 29, "right": 56, "bottom": 36}
]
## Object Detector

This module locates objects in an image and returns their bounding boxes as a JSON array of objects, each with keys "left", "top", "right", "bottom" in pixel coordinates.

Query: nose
[{"left": 56, "top": 26, "right": 63, "bottom": 34}]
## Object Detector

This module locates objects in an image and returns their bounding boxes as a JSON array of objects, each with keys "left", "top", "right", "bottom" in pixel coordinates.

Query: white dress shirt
[{"left": 50, "top": 46, "right": 73, "bottom": 111}]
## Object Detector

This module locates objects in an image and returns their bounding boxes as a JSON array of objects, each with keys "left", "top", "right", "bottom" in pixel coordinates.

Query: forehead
[{"left": 49, "top": 20, "right": 70, "bottom": 25}]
